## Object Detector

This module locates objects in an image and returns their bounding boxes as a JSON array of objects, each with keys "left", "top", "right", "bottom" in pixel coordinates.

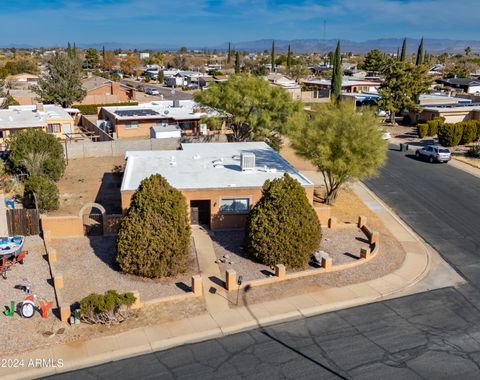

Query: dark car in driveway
[{"left": 415, "top": 145, "right": 451, "bottom": 163}]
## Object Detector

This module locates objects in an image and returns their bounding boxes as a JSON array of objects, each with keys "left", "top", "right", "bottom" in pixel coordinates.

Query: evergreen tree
[
  {"left": 116, "top": 175, "right": 191, "bottom": 278},
  {"left": 286, "top": 44, "right": 292, "bottom": 70},
  {"left": 234, "top": 51, "right": 240, "bottom": 74},
  {"left": 331, "top": 41, "right": 342, "bottom": 102},
  {"left": 400, "top": 38, "right": 407, "bottom": 62},
  {"left": 67, "top": 42, "right": 72, "bottom": 58},
  {"left": 271, "top": 40, "right": 275, "bottom": 71},
  {"left": 245, "top": 174, "right": 321, "bottom": 268},
  {"left": 34, "top": 53, "right": 86, "bottom": 107},
  {"left": 227, "top": 42, "right": 231, "bottom": 64},
  {"left": 416, "top": 38, "right": 425, "bottom": 66},
  {"left": 73, "top": 42, "right": 77, "bottom": 58},
  {"left": 102, "top": 45, "right": 105, "bottom": 60}
]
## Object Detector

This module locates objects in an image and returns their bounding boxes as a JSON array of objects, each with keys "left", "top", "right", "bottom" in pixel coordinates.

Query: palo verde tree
[
  {"left": 116, "top": 174, "right": 191, "bottom": 279},
  {"left": 8, "top": 129, "right": 65, "bottom": 181},
  {"left": 194, "top": 74, "right": 303, "bottom": 150},
  {"left": 289, "top": 103, "right": 387, "bottom": 205},
  {"left": 245, "top": 174, "right": 321, "bottom": 268},
  {"left": 331, "top": 41, "right": 342, "bottom": 102},
  {"left": 377, "top": 57, "right": 431, "bottom": 124},
  {"left": 34, "top": 52, "right": 86, "bottom": 107}
]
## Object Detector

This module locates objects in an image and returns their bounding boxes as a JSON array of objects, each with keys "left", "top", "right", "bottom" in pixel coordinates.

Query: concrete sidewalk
[{"left": 1, "top": 183, "right": 462, "bottom": 380}]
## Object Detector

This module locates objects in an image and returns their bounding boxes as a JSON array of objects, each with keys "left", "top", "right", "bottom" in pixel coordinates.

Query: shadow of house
[{"left": 94, "top": 172, "right": 123, "bottom": 215}]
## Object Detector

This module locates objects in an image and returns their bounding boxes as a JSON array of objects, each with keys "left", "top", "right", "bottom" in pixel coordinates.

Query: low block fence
[
  {"left": 222, "top": 215, "right": 381, "bottom": 292},
  {"left": 43, "top": 229, "right": 203, "bottom": 323}
]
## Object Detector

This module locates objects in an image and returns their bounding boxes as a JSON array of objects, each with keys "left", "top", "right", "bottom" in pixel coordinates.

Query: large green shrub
[
  {"left": 8, "top": 129, "right": 65, "bottom": 181},
  {"left": 417, "top": 123, "right": 428, "bottom": 138},
  {"left": 427, "top": 117, "right": 444, "bottom": 137},
  {"left": 438, "top": 123, "right": 464, "bottom": 147},
  {"left": 116, "top": 174, "right": 191, "bottom": 278},
  {"left": 72, "top": 102, "right": 139, "bottom": 115},
  {"left": 245, "top": 174, "right": 321, "bottom": 269},
  {"left": 80, "top": 290, "right": 136, "bottom": 324},
  {"left": 461, "top": 121, "right": 478, "bottom": 145},
  {"left": 24, "top": 175, "right": 59, "bottom": 212}
]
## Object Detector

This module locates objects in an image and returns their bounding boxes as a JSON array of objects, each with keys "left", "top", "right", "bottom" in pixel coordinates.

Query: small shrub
[
  {"left": 72, "top": 102, "right": 139, "bottom": 115},
  {"left": 426, "top": 117, "right": 444, "bottom": 137},
  {"left": 24, "top": 175, "right": 59, "bottom": 212},
  {"left": 80, "top": 290, "right": 136, "bottom": 324},
  {"left": 245, "top": 174, "right": 322, "bottom": 269},
  {"left": 467, "top": 144, "right": 480, "bottom": 158},
  {"left": 461, "top": 121, "right": 478, "bottom": 145},
  {"left": 417, "top": 123, "right": 429, "bottom": 138},
  {"left": 116, "top": 174, "right": 191, "bottom": 278},
  {"left": 438, "top": 123, "right": 464, "bottom": 147}
]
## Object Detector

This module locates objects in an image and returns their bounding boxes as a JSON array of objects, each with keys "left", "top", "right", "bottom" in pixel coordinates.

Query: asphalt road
[
  {"left": 121, "top": 80, "right": 193, "bottom": 101},
  {"left": 45, "top": 147, "right": 480, "bottom": 379}
]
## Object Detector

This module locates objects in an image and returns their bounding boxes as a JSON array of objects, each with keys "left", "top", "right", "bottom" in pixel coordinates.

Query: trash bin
[{"left": 399, "top": 143, "right": 409, "bottom": 152}]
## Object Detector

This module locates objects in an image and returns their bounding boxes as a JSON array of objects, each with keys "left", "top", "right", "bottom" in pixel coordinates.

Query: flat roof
[
  {"left": 0, "top": 105, "right": 73, "bottom": 129},
  {"left": 423, "top": 102, "right": 480, "bottom": 112},
  {"left": 102, "top": 100, "right": 220, "bottom": 121},
  {"left": 304, "top": 77, "right": 381, "bottom": 87},
  {"left": 121, "top": 142, "right": 313, "bottom": 192}
]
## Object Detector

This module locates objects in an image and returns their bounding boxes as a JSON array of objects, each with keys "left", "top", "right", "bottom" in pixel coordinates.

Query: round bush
[
  {"left": 116, "top": 174, "right": 190, "bottom": 278},
  {"left": 461, "top": 121, "right": 478, "bottom": 145},
  {"left": 417, "top": 123, "right": 428, "bottom": 138},
  {"left": 245, "top": 174, "right": 321, "bottom": 269},
  {"left": 438, "top": 123, "right": 464, "bottom": 147}
]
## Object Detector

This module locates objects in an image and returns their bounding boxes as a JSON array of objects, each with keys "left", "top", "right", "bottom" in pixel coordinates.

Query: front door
[{"left": 190, "top": 200, "right": 210, "bottom": 227}]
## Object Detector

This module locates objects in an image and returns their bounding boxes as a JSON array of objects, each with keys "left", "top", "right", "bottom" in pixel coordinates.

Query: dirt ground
[
  {"left": 51, "top": 156, "right": 125, "bottom": 216},
  {"left": 50, "top": 236, "right": 199, "bottom": 305},
  {"left": 211, "top": 228, "right": 370, "bottom": 282}
]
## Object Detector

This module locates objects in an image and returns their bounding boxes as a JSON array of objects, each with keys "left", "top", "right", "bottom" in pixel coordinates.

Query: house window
[
  {"left": 46, "top": 123, "right": 61, "bottom": 133},
  {"left": 125, "top": 121, "right": 139, "bottom": 129},
  {"left": 219, "top": 198, "right": 250, "bottom": 214}
]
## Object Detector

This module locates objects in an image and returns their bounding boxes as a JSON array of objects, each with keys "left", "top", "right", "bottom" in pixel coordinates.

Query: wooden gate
[{"left": 6, "top": 209, "right": 40, "bottom": 236}]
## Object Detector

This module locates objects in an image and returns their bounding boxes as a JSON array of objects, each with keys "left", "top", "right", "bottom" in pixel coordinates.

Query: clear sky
[{"left": 1, "top": 0, "right": 479, "bottom": 47}]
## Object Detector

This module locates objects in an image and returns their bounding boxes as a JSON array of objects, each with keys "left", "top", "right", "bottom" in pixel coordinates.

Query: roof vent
[{"left": 240, "top": 151, "right": 255, "bottom": 171}]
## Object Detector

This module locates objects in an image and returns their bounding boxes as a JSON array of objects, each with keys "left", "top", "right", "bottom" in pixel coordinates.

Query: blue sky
[{"left": 1, "top": 0, "right": 479, "bottom": 47}]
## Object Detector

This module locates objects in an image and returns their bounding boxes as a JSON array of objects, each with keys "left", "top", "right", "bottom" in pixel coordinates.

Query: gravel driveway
[{"left": 51, "top": 236, "right": 199, "bottom": 304}]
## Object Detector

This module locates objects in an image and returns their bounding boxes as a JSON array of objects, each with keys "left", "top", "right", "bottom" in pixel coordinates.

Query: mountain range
[{"left": 2, "top": 38, "right": 480, "bottom": 54}]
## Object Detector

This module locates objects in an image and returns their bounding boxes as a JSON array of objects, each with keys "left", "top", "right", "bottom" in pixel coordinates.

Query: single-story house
[
  {"left": 5, "top": 73, "right": 39, "bottom": 90},
  {"left": 98, "top": 100, "right": 223, "bottom": 139},
  {"left": 303, "top": 77, "right": 381, "bottom": 94},
  {"left": 120, "top": 142, "right": 314, "bottom": 230},
  {"left": 81, "top": 75, "right": 134, "bottom": 105},
  {"left": 0, "top": 104, "right": 75, "bottom": 149},
  {"left": 266, "top": 73, "right": 302, "bottom": 101},
  {"left": 436, "top": 78, "right": 480, "bottom": 94},
  {"left": 417, "top": 103, "right": 480, "bottom": 124}
]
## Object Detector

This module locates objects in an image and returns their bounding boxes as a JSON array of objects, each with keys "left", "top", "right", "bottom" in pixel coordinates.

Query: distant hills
[{"left": 2, "top": 38, "right": 480, "bottom": 54}]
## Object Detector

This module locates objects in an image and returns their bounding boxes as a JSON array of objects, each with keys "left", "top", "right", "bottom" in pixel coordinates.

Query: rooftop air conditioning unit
[{"left": 241, "top": 151, "right": 255, "bottom": 171}]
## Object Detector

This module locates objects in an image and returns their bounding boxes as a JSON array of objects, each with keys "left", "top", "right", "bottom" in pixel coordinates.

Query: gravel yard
[
  {"left": 211, "top": 227, "right": 371, "bottom": 281},
  {"left": 51, "top": 236, "right": 199, "bottom": 304},
  {"left": 0, "top": 236, "right": 58, "bottom": 355}
]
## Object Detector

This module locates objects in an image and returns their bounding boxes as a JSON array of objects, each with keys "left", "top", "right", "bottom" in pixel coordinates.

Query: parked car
[
  {"left": 145, "top": 87, "right": 160, "bottom": 95},
  {"left": 136, "top": 84, "right": 145, "bottom": 92},
  {"left": 415, "top": 145, "right": 451, "bottom": 163}
]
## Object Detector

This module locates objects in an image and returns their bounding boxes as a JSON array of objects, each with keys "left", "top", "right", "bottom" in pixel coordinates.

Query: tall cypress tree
[
  {"left": 400, "top": 38, "right": 407, "bottom": 62},
  {"left": 287, "top": 44, "right": 292, "bottom": 70},
  {"left": 67, "top": 42, "right": 72, "bottom": 58},
  {"left": 331, "top": 41, "right": 342, "bottom": 102},
  {"left": 227, "top": 42, "right": 231, "bottom": 64},
  {"left": 415, "top": 37, "right": 424, "bottom": 66},
  {"left": 73, "top": 42, "right": 77, "bottom": 59},
  {"left": 235, "top": 51, "right": 240, "bottom": 74},
  {"left": 271, "top": 40, "right": 275, "bottom": 71},
  {"left": 102, "top": 45, "right": 106, "bottom": 60}
]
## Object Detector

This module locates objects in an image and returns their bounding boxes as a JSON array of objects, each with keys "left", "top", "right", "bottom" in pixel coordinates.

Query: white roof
[
  {"left": 0, "top": 105, "right": 72, "bottom": 130},
  {"left": 121, "top": 142, "right": 313, "bottom": 192},
  {"left": 304, "top": 77, "right": 381, "bottom": 87},
  {"left": 102, "top": 100, "right": 220, "bottom": 121}
]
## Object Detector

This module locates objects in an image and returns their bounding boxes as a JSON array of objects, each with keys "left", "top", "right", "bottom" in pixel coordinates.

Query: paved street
[
  {"left": 121, "top": 79, "right": 193, "bottom": 101},
  {"left": 45, "top": 147, "right": 480, "bottom": 379}
]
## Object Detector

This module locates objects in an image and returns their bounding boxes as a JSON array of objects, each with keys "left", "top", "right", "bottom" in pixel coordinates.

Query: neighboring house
[
  {"left": 98, "top": 100, "right": 223, "bottom": 139},
  {"left": 436, "top": 78, "right": 480, "bottom": 94},
  {"left": 120, "top": 142, "right": 314, "bottom": 229},
  {"left": 80, "top": 75, "right": 134, "bottom": 105},
  {"left": 0, "top": 104, "right": 75, "bottom": 149},
  {"left": 303, "top": 76, "right": 381, "bottom": 94},
  {"left": 5, "top": 73, "right": 39, "bottom": 90},
  {"left": 266, "top": 73, "right": 302, "bottom": 101},
  {"left": 163, "top": 71, "right": 207, "bottom": 88},
  {"left": 417, "top": 103, "right": 480, "bottom": 124}
]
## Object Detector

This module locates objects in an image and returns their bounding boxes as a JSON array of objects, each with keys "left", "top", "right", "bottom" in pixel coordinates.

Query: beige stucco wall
[
  {"left": 121, "top": 185, "right": 314, "bottom": 230},
  {"left": 41, "top": 215, "right": 84, "bottom": 238}
]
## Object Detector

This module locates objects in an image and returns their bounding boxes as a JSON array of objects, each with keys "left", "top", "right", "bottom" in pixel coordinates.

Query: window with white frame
[
  {"left": 219, "top": 198, "right": 250, "bottom": 214},
  {"left": 125, "top": 121, "right": 139, "bottom": 129},
  {"left": 46, "top": 123, "right": 61, "bottom": 133}
]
